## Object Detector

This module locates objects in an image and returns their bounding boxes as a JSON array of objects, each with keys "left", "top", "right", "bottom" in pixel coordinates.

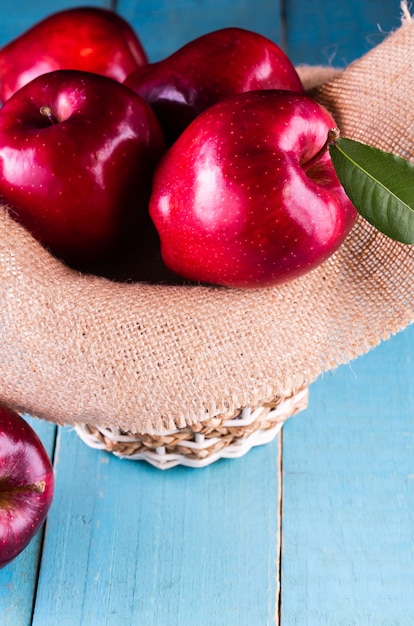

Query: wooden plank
[
  {"left": 117, "top": 0, "right": 283, "bottom": 61},
  {"left": 284, "top": 0, "right": 402, "bottom": 66},
  {"left": 33, "top": 426, "right": 281, "bottom": 625},
  {"left": 0, "top": 417, "right": 57, "bottom": 626},
  {"left": 280, "top": 323, "right": 414, "bottom": 624},
  {"left": 0, "top": 1, "right": 112, "bottom": 47}
]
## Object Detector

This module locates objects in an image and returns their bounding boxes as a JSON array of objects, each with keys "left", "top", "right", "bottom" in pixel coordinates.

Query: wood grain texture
[
  {"left": 280, "top": 323, "right": 414, "bottom": 625},
  {"left": 284, "top": 0, "right": 402, "bottom": 66},
  {"left": 0, "top": 2, "right": 414, "bottom": 625},
  {"left": 32, "top": 427, "right": 281, "bottom": 626},
  {"left": 117, "top": 0, "right": 283, "bottom": 61}
]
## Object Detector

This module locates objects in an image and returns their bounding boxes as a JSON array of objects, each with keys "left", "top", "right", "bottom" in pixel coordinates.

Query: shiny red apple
[
  {"left": 124, "top": 27, "right": 304, "bottom": 144},
  {"left": 0, "top": 406, "right": 54, "bottom": 569},
  {"left": 0, "top": 69, "right": 166, "bottom": 268},
  {"left": 149, "top": 90, "right": 358, "bottom": 289},
  {"left": 0, "top": 6, "right": 148, "bottom": 104}
]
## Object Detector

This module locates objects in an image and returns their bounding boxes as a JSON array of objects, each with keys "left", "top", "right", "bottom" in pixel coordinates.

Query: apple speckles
[
  {"left": 126, "top": 28, "right": 303, "bottom": 144},
  {"left": 0, "top": 68, "right": 166, "bottom": 266},
  {"left": 150, "top": 88, "right": 356, "bottom": 288}
]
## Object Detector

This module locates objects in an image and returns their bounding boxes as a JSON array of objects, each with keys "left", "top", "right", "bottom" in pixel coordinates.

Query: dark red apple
[
  {"left": 149, "top": 90, "right": 357, "bottom": 289},
  {"left": 0, "top": 406, "right": 54, "bottom": 568},
  {"left": 124, "top": 27, "right": 304, "bottom": 144},
  {"left": 0, "top": 69, "right": 166, "bottom": 267},
  {"left": 0, "top": 7, "right": 148, "bottom": 104}
]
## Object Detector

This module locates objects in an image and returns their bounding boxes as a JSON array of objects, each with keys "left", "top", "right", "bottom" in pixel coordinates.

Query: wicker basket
[{"left": 75, "top": 386, "right": 309, "bottom": 469}]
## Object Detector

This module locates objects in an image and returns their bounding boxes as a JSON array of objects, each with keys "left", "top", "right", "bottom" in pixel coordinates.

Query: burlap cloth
[{"left": 1, "top": 17, "right": 414, "bottom": 434}]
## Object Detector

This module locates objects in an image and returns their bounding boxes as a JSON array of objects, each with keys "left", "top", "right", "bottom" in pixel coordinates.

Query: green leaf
[{"left": 329, "top": 136, "right": 414, "bottom": 244}]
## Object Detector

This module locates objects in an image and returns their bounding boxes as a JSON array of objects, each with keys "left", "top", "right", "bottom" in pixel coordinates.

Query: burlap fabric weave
[{"left": 1, "top": 18, "right": 414, "bottom": 434}]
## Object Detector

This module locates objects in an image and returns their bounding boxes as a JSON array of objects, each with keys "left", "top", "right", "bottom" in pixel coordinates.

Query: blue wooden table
[{"left": 1, "top": 2, "right": 413, "bottom": 625}]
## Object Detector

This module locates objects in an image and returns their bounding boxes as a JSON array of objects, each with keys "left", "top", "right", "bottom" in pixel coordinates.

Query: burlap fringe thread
[
  {"left": 1, "top": 12, "right": 414, "bottom": 465},
  {"left": 75, "top": 387, "right": 309, "bottom": 468}
]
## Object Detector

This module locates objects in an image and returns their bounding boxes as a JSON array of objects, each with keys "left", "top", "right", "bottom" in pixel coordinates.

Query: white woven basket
[{"left": 74, "top": 386, "right": 309, "bottom": 469}]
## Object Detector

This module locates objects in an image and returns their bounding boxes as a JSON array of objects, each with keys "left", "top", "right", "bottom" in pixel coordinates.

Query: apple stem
[
  {"left": 304, "top": 127, "right": 341, "bottom": 170},
  {"left": 32, "top": 481, "right": 46, "bottom": 493},
  {"left": 0, "top": 481, "right": 46, "bottom": 494},
  {"left": 40, "top": 105, "right": 58, "bottom": 125}
]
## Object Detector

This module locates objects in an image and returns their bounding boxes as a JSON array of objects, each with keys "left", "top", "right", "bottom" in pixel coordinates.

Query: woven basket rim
[{"left": 74, "top": 386, "right": 309, "bottom": 468}]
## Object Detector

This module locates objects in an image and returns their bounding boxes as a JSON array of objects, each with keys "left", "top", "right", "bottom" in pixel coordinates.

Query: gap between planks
[{"left": 276, "top": 431, "right": 283, "bottom": 626}]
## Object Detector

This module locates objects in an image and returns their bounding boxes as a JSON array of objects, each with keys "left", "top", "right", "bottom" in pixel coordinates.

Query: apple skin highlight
[
  {"left": 125, "top": 26, "right": 304, "bottom": 144},
  {"left": 0, "top": 69, "right": 166, "bottom": 268},
  {"left": 149, "top": 90, "right": 357, "bottom": 289},
  {"left": 0, "top": 6, "right": 148, "bottom": 104}
]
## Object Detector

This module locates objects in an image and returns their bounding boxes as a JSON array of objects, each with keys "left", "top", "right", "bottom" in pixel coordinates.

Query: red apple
[
  {"left": 0, "top": 7, "right": 148, "bottom": 104},
  {"left": 0, "top": 69, "right": 166, "bottom": 268},
  {"left": 0, "top": 406, "right": 54, "bottom": 569},
  {"left": 149, "top": 90, "right": 357, "bottom": 289},
  {"left": 124, "top": 27, "right": 304, "bottom": 144}
]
